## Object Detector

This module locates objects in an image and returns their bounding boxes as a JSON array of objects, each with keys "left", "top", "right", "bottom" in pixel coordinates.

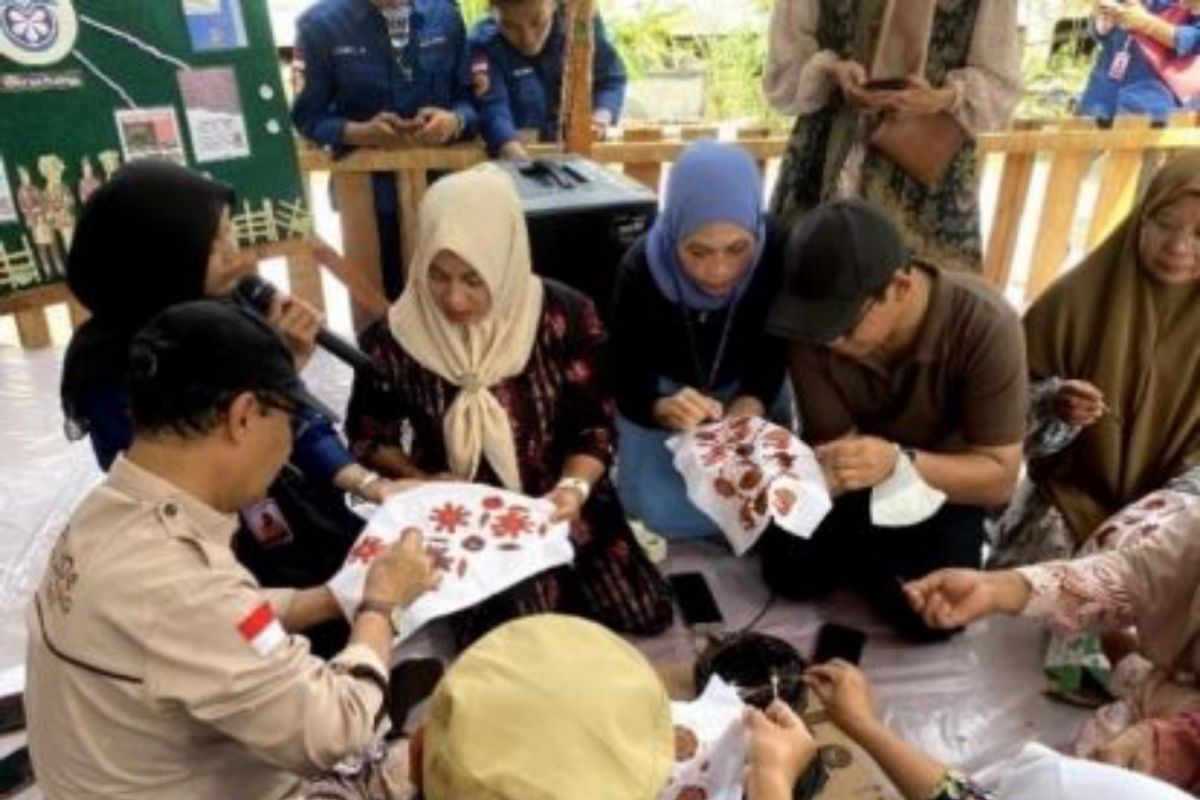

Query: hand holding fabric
[
  {"left": 544, "top": 485, "right": 585, "bottom": 524},
  {"left": 726, "top": 395, "right": 766, "bottom": 420},
  {"left": 363, "top": 529, "right": 442, "bottom": 610},
  {"left": 805, "top": 660, "right": 878, "bottom": 736},
  {"left": 744, "top": 700, "right": 819, "bottom": 800},
  {"left": 816, "top": 435, "right": 898, "bottom": 492},
  {"left": 654, "top": 387, "right": 725, "bottom": 432},
  {"left": 1053, "top": 379, "right": 1108, "bottom": 428}
]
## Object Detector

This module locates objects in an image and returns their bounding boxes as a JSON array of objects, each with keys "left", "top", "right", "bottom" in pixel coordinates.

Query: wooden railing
[
  {"left": 3, "top": 116, "right": 1198, "bottom": 348},
  {"left": 977, "top": 113, "right": 1200, "bottom": 302}
]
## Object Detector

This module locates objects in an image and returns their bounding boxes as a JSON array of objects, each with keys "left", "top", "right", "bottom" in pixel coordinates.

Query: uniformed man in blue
[
  {"left": 469, "top": 0, "right": 627, "bottom": 160},
  {"left": 291, "top": 0, "right": 478, "bottom": 299}
]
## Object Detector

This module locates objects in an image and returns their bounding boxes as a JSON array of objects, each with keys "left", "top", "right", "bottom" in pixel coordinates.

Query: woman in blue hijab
[{"left": 610, "top": 140, "right": 790, "bottom": 539}]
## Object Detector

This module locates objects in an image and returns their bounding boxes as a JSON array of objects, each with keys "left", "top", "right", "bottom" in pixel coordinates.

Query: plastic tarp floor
[{"left": 0, "top": 347, "right": 1088, "bottom": 798}]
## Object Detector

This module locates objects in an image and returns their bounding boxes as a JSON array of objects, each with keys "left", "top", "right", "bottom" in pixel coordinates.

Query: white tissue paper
[
  {"left": 869, "top": 451, "right": 947, "bottom": 528},
  {"left": 659, "top": 676, "right": 748, "bottom": 800},
  {"left": 327, "top": 483, "right": 574, "bottom": 643},
  {"left": 667, "top": 416, "right": 832, "bottom": 555}
]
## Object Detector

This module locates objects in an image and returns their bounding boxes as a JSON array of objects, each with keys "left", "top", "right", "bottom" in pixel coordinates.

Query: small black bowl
[{"left": 693, "top": 631, "right": 808, "bottom": 711}]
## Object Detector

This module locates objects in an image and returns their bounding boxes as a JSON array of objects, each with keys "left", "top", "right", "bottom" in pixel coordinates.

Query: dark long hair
[{"left": 60, "top": 160, "right": 234, "bottom": 438}]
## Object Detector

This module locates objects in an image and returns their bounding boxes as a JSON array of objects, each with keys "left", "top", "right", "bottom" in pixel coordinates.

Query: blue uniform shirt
[
  {"left": 291, "top": 0, "right": 478, "bottom": 211},
  {"left": 468, "top": 9, "right": 626, "bottom": 155},
  {"left": 1079, "top": 1, "right": 1200, "bottom": 123}
]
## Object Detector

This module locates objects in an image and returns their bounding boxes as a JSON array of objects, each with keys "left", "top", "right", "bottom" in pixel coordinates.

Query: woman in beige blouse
[{"left": 764, "top": 0, "right": 1021, "bottom": 273}]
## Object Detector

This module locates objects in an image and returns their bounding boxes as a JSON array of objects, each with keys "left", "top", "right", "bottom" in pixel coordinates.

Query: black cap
[
  {"left": 767, "top": 199, "right": 909, "bottom": 344},
  {"left": 129, "top": 300, "right": 339, "bottom": 422}
]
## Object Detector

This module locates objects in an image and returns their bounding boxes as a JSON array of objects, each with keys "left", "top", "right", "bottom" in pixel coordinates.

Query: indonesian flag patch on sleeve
[{"left": 237, "top": 601, "right": 287, "bottom": 657}]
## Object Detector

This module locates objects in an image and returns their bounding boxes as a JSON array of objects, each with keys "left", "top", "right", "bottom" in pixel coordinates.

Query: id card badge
[
  {"left": 1110, "top": 48, "right": 1131, "bottom": 81},
  {"left": 242, "top": 498, "right": 294, "bottom": 549}
]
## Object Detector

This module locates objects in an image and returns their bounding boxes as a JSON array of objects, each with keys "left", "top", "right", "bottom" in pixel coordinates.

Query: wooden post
[
  {"left": 681, "top": 125, "right": 719, "bottom": 141},
  {"left": 397, "top": 168, "right": 429, "bottom": 270},
  {"left": 1086, "top": 116, "right": 1152, "bottom": 249},
  {"left": 561, "top": 0, "right": 596, "bottom": 155},
  {"left": 982, "top": 151, "right": 1035, "bottom": 289},
  {"left": 332, "top": 172, "right": 385, "bottom": 331},
  {"left": 1025, "top": 119, "right": 1098, "bottom": 302},
  {"left": 15, "top": 309, "right": 51, "bottom": 348},
  {"left": 737, "top": 124, "right": 772, "bottom": 181},
  {"left": 286, "top": 245, "right": 326, "bottom": 314},
  {"left": 620, "top": 126, "right": 666, "bottom": 192}
]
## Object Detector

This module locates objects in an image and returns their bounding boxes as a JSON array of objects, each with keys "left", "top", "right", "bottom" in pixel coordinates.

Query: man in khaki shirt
[
  {"left": 27, "top": 301, "right": 437, "bottom": 800},
  {"left": 763, "top": 200, "right": 1027, "bottom": 642}
]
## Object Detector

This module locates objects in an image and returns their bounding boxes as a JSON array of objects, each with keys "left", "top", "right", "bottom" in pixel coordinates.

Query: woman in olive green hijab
[{"left": 992, "top": 153, "right": 1200, "bottom": 567}]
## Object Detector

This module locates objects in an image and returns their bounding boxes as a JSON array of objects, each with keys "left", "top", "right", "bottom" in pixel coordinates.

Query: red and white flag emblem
[{"left": 237, "top": 602, "right": 287, "bottom": 657}]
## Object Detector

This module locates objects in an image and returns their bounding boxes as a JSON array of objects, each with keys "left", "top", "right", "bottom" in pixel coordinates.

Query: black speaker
[{"left": 493, "top": 156, "right": 658, "bottom": 315}]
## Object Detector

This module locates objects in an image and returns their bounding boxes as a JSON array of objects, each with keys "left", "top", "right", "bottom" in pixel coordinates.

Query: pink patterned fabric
[
  {"left": 1019, "top": 490, "right": 1200, "bottom": 792},
  {"left": 1018, "top": 489, "right": 1193, "bottom": 635},
  {"left": 1018, "top": 551, "right": 1137, "bottom": 636}
]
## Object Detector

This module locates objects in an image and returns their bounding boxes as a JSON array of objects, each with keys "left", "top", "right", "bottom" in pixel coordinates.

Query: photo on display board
[
  {"left": 178, "top": 67, "right": 251, "bottom": 163},
  {"left": 182, "top": 0, "right": 248, "bottom": 52},
  {"left": 0, "top": 159, "right": 16, "bottom": 225},
  {"left": 114, "top": 107, "right": 188, "bottom": 165}
]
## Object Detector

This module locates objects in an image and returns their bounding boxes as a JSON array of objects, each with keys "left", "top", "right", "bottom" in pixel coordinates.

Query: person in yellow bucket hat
[{"left": 416, "top": 614, "right": 675, "bottom": 800}]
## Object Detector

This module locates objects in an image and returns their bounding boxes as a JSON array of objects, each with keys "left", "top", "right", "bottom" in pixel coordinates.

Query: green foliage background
[{"left": 460, "top": 0, "right": 1099, "bottom": 125}]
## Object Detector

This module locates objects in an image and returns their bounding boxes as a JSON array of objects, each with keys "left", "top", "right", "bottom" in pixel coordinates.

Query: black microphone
[{"left": 234, "top": 275, "right": 378, "bottom": 375}]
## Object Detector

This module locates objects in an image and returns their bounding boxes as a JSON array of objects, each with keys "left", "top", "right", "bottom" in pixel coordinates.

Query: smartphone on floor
[
  {"left": 812, "top": 622, "right": 867, "bottom": 665},
  {"left": 668, "top": 572, "right": 724, "bottom": 635}
]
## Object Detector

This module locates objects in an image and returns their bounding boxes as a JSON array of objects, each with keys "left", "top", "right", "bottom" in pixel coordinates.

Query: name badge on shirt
[
  {"left": 419, "top": 35, "right": 447, "bottom": 48},
  {"left": 1110, "top": 48, "right": 1131, "bottom": 81},
  {"left": 242, "top": 499, "right": 293, "bottom": 549},
  {"left": 332, "top": 45, "right": 367, "bottom": 57},
  {"left": 512, "top": 66, "right": 534, "bottom": 78}
]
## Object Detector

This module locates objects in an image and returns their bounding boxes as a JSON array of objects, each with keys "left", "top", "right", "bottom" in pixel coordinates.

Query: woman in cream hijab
[{"left": 346, "top": 164, "right": 671, "bottom": 647}]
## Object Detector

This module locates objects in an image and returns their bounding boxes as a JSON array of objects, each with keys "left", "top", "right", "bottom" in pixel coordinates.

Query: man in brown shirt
[
  {"left": 27, "top": 301, "right": 438, "bottom": 800},
  {"left": 764, "top": 200, "right": 1027, "bottom": 641}
]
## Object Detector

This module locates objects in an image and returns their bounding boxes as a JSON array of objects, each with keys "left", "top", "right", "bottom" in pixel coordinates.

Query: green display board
[{"left": 0, "top": 0, "right": 310, "bottom": 297}]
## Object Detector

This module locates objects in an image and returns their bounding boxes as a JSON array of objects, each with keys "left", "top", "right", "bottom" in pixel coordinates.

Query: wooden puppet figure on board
[
  {"left": 15, "top": 164, "right": 60, "bottom": 282},
  {"left": 39, "top": 154, "right": 75, "bottom": 274},
  {"left": 78, "top": 156, "right": 101, "bottom": 203}
]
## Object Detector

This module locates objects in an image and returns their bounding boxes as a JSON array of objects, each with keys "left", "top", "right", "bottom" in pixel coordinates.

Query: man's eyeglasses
[{"left": 826, "top": 297, "right": 877, "bottom": 345}]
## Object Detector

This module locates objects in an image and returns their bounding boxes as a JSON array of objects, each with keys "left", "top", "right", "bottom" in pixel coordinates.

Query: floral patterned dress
[
  {"left": 1017, "top": 490, "right": 1200, "bottom": 792},
  {"left": 347, "top": 281, "right": 673, "bottom": 647},
  {"left": 767, "top": 0, "right": 1020, "bottom": 273}
]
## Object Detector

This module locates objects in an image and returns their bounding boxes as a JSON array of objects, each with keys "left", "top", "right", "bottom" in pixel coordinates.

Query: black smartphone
[
  {"left": 0, "top": 694, "right": 24, "bottom": 735},
  {"left": 668, "top": 572, "right": 724, "bottom": 631},
  {"left": 863, "top": 77, "right": 909, "bottom": 92},
  {"left": 812, "top": 622, "right": 867, "bottom": 665},
  {"left": 0, "top": 747, "right": 33, "bottom": 795}
]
